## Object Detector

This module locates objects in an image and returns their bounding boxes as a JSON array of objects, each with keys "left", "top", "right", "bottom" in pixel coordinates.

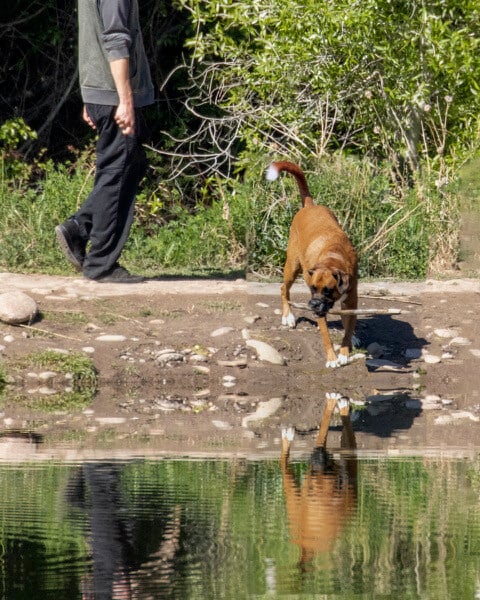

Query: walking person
[{"left": 56, "top": 0, "right": 154, "bottom": 283}]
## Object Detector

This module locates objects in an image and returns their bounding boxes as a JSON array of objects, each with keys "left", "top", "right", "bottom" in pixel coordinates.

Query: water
[{"left": 1, "top": 452, "right": 480, "bottom": 599}]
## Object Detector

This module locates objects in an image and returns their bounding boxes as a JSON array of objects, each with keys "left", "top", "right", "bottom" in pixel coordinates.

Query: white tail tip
[{"left": 266, "top": 164, "right": 279, "bottom": 181}]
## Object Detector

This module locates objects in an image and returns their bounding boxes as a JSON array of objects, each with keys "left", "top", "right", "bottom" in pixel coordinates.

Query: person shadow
[{"left": 280, "top": 393, "right": 357, "bottom": 572}]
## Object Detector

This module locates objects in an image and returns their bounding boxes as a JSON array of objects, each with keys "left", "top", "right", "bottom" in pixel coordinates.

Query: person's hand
[
  {"left": 82, "top": 105, "right": 96, "bottom": 129},
  {"left": 114, "top": 101, "right": 135, "bottom": 136}
]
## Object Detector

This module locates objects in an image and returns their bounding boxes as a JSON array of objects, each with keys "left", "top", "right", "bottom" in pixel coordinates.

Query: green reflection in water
[{"left": 0, "top": 457, "right": 479, "bottom": 599}]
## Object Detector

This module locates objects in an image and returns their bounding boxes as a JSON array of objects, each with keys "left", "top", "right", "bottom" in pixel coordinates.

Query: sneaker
[
  {"left": 92, "top": 264, "right": 146, "bottom": 284},
  {"left": 55, "top": 219, "right": 86, "bottom": 271}
]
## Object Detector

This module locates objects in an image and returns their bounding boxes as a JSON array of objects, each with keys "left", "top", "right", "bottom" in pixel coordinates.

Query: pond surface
[{"left": 1, "top": 451, "right": 480, "bottom": 599}]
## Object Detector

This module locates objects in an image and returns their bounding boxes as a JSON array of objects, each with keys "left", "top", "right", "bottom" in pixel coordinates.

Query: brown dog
[
  {"left": 281, "top": 393, "right": 357, "bottom": 566},
  {"left": 266, "top": 161, "right": 358, "bottom": 368}
]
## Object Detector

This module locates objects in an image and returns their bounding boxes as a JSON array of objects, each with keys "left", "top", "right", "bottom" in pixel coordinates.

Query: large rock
[{"left": 0, "top": 291, "right": 38, "bottom": 324}]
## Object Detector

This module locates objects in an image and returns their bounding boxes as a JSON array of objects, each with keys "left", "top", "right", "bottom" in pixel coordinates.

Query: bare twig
[{"left": 288, "top": 301, "right": 407, "bottom": 315}]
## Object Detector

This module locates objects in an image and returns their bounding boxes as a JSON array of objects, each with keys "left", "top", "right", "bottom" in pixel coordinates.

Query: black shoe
[
  {"left": 55, "top": 219, "right": 86, "bottom": 271},
  {"left": 92, "top": 264, "right": 146, "bottom": 284}
]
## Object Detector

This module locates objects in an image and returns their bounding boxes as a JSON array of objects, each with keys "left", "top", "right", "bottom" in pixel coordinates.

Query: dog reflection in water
[{"left": 281, "top": 393, "right": 357, "bottom": 568}]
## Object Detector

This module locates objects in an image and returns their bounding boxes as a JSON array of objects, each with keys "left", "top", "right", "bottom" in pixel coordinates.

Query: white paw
[
  {"left": 325, "top": 359, "right": 338, "bottom": 368},
  {"left": 337, "top": 353, "right": 350, "bottom": 366},
  {"left": 282, "top": 312, "right": 296, "bottom": 328},
  {"left": 281, "top": 426, "right": 295, "bottom": 441},
  {"left": 336, "top": 397, "right": 350, "bottom": 411},
  {"left": 326, "top": 392, "right": 342, "bottom": 400}
]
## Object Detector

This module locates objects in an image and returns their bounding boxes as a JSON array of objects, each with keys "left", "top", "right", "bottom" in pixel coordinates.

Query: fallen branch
[{"left": 288, "top": 301, "right": 407, "bottom": 315}]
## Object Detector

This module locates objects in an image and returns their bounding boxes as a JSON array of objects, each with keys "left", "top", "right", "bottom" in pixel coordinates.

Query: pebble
[
  {"left": 3, "top": 335, "right": 14, "bottom": 343},
  {"left": 193, "top": 365, "right": 210, "bottom": 374},
  {"left": 246, "top": 339, "right": 285, "bottom": 365},
  {"left": 244, "top": 315, "right": 260, "bottom": 325},
  {"left": 95, "top": 334, "right": 127, "bottom": 342},
  {"left": 405, "top": 348, "right": 422, "bottom": 360},
  {"left": 469, "top": 349, "right": 480, "bottom": 358},
  {"left": 82, "top": 347, "right": 95, "bottom": 354},
  {"left": 149, "top": 319, "right": 165, "bottom": 326},
  {"left": 256, "top": 302, "right": 269, "bottom": 308},
  {"left": 95, "top": 417, "right": 127, "bottom": 425},
  {"left": 211, "top": 327, "right": 234, "bottom": 337},
  {"left": 189, "top": 354, "right": 208, "bottom": 362},
  {"left": 0, "top": 345, "right": 5, "bottom": 352}
]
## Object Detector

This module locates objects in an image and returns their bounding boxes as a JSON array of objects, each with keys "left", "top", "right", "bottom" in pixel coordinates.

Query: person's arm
[
  {"left": 109, "top": 57, "right": 135, "bottom": 135},
  {"left": 98, "top": 0, "right": 135, "bottom": 135}
]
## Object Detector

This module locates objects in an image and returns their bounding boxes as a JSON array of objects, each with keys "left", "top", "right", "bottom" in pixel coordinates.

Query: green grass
[
  {"left": 3, "top": 350, "right": 98, "bottom": 412},
  {"left": 0, "top": 148, "right": 466, "bottom": 280}
]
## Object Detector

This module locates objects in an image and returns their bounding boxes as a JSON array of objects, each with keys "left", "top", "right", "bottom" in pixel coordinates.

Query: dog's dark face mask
[
  {"left": 308, "top": 286, "right": 335, "bottom": 316},
  {"left": 307, "top": 267, "right": 350, "bottom": 317}
]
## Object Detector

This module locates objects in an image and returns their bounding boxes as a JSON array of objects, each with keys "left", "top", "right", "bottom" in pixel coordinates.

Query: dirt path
[{"left": 1, "top": 272, "right": 480, "bottom": 460}]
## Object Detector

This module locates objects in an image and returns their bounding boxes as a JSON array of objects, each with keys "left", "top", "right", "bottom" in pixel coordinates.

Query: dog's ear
[{"left": 333, "top": 270, "right": 350, "bottom": 294}]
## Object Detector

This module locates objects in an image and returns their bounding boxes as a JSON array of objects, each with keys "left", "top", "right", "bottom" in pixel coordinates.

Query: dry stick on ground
[
  {"left": 288, "top": 301, "right": 408, "bottom": 315},
  {"left": 18, "top": 324, "right": 82, "bottom": 341}
]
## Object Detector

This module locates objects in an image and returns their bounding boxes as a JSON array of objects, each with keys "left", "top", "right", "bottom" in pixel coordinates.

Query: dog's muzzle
[{"left": 308, "top": 296, "right": 334, "bottom": 317}]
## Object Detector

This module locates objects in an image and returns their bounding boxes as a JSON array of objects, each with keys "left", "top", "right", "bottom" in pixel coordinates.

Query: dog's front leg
[
  {"left": 338, "top": 291, "right": 358, "bottom": 366},
  {"left": 317, "top": 316, "right": 339, "bottom": 368},
  {"left": 281, "top": 258, "right": 300, "bottom": 328}
]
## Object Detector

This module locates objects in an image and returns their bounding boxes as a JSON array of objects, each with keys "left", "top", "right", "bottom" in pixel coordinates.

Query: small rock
[
  {"left": 0, "top": 345, "right": 5, "bottom": 352},
  {"left": 449, "top": 336, "right": 471, "bottom": 346},
  {"left": 365, "top": 358, "right": 405, "bottom": 371},
  {"left": 211, "top": 327, "right": 234, "bottom": 337},
  {"left": 217, "top": 359, "right": 248, "bottom": 368},
  {"left": 38, "top": 371, "right": 57, "bottom": 381},
  {"left": 223, "top": 381, "right": 236, "bottom": 388},
  {"left": 193, "top": 365, "right": 210, "bottom": 374},
  {"left": 3, "top": 335, "right": 14, "bottom": 343},
  {"left": 82, "top": 347, "right": 95, "bottom": 354},
  {"left": 95, "top": 335, "right": 127, "bottom": 342},
  {"left": 189, "top": 354, "right": 208, "bottom": 363},
  {"left": 212, "top": 420, "right": 233, "bottom": 430},
  {"left": 242, "top": 397, "right": 283, "bottom": 427},
  {"left": 367, "top": 342, "right": 385, "bottom": 358},
  {"left": 149, "top": 319, "right": 165, "bottom": 325},
  {"left": 405, "top": 348, "right": 422, "bottom": 360},
  {"left": 38, "top": 386, "right": 57, "bottom": 395},
  {"left": 0, "top": 291, "right": 38, "bottom": 324},
  {"left": 441, "top": 352, "right": 454, "bottom": 359},
  {"left": 222, "top": 375, "right": 237, "bottom": 383},
  {"left": 256, "top": 302, "right": 269, "bottom": 308},
  {"left": 469, "top": 349, "right": 480, "bottom": 358},
  {"left": 423, "top": 354, "right": 441, "bottom": 364},
  {"left": 244, "top": 315, "right": 260, "bottom": 325},
  {"left": 405, "top": 399, "right": 422, "bottom": 410},
  {"left": 434, "top": 328, "right": 458, "bottom": 339},
  {"left": 155, "top": 352, "right": 184, "bottom": 364},
  {"left": 193, "top": 388, "right": 210, "bottom": 398},
  {"left": 246, "top": 339, "right": 285, "bottom": 365},
  {"left": 95, "top": 417, "right": 127, "bottom": 425}
]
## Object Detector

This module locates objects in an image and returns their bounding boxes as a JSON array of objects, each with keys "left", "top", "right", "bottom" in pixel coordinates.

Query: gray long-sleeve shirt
[{"left": 78, "top": 0, "right": 154, "bottom": 107}]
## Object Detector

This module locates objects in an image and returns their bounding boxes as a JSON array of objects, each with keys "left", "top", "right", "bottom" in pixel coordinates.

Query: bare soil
[{"left": 1, "top": 273, "right": 480, "bottom": 460}]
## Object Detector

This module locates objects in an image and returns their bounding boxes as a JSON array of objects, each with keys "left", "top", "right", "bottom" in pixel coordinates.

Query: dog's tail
[{"left": 266, "top": 161, "right": 314, "bottom": 207}]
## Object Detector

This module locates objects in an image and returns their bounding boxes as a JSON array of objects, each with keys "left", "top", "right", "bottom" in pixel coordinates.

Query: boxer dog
[
  {"left": 281, "top": 393, "right": 357, "bottom": 567},
  {"left": 266, "top": 161, "right": 358, "bottom": 368}
]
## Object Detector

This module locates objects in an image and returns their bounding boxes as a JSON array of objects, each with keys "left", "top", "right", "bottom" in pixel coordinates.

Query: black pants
[{"left": 75, "top": 103, "right": 147, "bottom": 280}]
